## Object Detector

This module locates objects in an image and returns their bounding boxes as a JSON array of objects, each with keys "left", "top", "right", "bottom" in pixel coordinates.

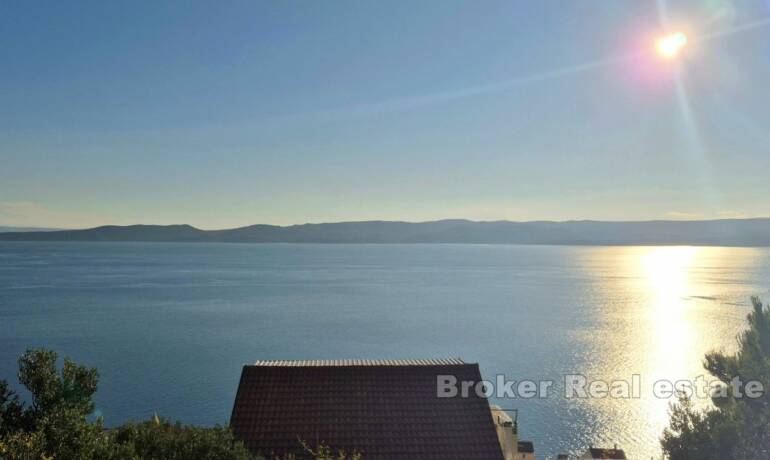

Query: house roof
[
  {"left": 251, "top": 358, "right": 466, "bottom": 367},
  {"left": 586, "top": 447, "right": 628, "bottom": 459},
  {"left": 230, "top": 359, "right": 504, "bottom": 460},
  {"left": 517, "top": 441, "right": 534, "bottom": 453}
]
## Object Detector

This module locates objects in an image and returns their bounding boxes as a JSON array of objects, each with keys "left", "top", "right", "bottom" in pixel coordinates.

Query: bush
[
  {"left": 108, "top": 416, "right": 255, "bottom": 460},
  {"left": 0, "top": 430, "right": 48, "bottom": 460},
  {"left": 0, "top": 348, "right": 256, "bottom": 460}
]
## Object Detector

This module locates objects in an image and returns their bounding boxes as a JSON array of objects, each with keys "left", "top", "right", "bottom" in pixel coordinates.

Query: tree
[
  {"left": 0, "top": 349, "right": 257, "bottom": 459},
  {"left": 0, "top": 349, "right": 111, "bottom": 459},
  {"left": 17, "top": 349, "right": 99, "bottom": 424},
  {"left": 662, "top": 296, "right": 770, "bottom": 459},
  {"left": 0, "top": 380, "right": 24, "bottom": 437}
]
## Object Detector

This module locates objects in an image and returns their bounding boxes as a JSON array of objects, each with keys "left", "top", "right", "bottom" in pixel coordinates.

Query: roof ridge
[{"left": 250, "top": 358, "right": 466, "bottom": 367}]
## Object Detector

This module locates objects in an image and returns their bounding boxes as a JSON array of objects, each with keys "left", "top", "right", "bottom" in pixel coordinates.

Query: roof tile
[{"left": 231, "top": 360, "right": 503, "bottom": 459}]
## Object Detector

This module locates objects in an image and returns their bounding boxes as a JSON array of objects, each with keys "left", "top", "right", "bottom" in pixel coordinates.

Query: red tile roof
[
  {"left": 251, "top": 358, "right": 466, "bottom": 367},
  {"left": 230, "top": 359, "right": 504, "bottom": 460},
  {"left": 586, "top": 447, "right": 628, "bottom": 459},
  {"left": 517, "top": 441, "right": 534, "bottom": 453}
]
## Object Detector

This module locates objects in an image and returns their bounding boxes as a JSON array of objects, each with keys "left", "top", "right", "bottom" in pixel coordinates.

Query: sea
[{"left": 1, "top": 242, "right": 768, "bottom": 458}]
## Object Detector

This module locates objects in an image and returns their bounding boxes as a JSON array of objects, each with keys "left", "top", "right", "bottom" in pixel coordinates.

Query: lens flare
[{"left": 657, "top": 32, "right": 688, "bottom": 58}]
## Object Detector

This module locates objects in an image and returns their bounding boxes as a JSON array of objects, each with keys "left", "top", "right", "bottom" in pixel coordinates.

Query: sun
[{"left": 657, "top": 32, "right": 688, "bottom": 59}]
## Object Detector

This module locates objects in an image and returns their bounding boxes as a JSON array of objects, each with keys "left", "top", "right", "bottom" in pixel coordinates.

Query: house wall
[{"left": 490, "top": 405, "right": 517, "bottom": 460}]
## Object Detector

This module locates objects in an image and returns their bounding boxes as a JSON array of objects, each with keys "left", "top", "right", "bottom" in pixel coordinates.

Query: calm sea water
[{"left": 1, "top": 242, "right": 769, "bottom": 458}]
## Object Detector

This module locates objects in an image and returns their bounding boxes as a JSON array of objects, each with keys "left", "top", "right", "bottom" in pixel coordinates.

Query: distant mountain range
[
  {"left": 1, "top": 219, "right": 770, "bottom": 246},
  {"left": 0, "top": 226, "right": 59, "bottom": 233}
]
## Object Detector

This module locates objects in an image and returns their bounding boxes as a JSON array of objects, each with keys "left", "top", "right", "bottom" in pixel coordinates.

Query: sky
[{"left": 2, "top": 0, "right": 770, "bottom": 229}]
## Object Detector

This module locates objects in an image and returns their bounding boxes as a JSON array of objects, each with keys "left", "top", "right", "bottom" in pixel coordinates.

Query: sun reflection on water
[
  {"left": 640, "top": 246, "right": 698, "bottom": 426},
  {"left": 575, "top": 246, "right": 759, "bottom": 457},
  {"left": 642, "top": 246, "right": 697, "bottom": 302}
]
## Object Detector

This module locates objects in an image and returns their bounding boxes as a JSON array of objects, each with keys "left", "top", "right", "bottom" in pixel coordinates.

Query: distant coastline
[
  {"left": 2, "top": 218, "right": 770, "bottom": 246},
  {"left": 0, "top": 226, "right": 60, "bottom": 233}
]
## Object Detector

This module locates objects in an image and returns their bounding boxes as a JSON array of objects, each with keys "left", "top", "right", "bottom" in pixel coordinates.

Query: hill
[
  {"left": 0, "top": 226, "right": 59, "bottom": 233},
  {"left": 2, "top": 219, "right": 770, "bottom": 246}
]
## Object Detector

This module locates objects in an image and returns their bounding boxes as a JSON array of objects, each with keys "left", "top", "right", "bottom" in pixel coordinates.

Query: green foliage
[
  {"left": 662, "top": 296, "right": 770, "bottom": 459},
  {"left": 0, "top": 348, "right": 258, "bottom": 460},
  {"left": 0, "top": 430, "right": 49, "bottom": 460},
  {"left": 0, "top": 380, "right": 24, "bottom": 437},
  {"left": 0, "top": 349, "right": 112, "bottom": 460},
  {"left": 107, "top": 417, "right": 256, "bottom": 460},
  {"left": 294, "top": 440, "right": 362, "bottom": 460},
  {"left": 17, "top": 348, "right": 99, "bottom": 423},
  {"left": 35, "top": 407, "right": 112, "bottom": 460}
]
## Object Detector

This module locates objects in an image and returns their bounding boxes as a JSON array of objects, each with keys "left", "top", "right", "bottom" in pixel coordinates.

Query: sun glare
[
  {"left": 640, "top": 246, "right": 698, "bottom": 425},
  {"left": 656, "top": 32, "right": 688, "bottom": 59},
  {"left": 642, "top": 246, "right": 696, "bottom": 303}
]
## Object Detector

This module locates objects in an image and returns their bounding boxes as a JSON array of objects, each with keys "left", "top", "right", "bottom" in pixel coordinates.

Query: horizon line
[{"left": 3, "top": 216, "right": 770, "bottom": 232}]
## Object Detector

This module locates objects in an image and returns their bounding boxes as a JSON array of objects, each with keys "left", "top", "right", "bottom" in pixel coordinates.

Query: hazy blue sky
[{"left": 2, "top": 0, "right": 769, "bottom": 228}]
